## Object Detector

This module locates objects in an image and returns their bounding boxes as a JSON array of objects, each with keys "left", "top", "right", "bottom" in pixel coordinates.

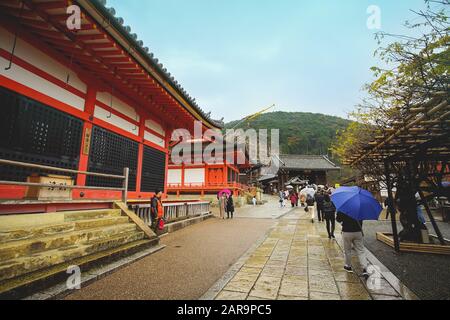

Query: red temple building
[
  {"left": 0, "top": 0, "right": 228, "bottom": 299},
  {"left": 0, "top": 0, "right": 222, "bottom": 214},
  {"left": 167, "top": 140, "right": 252, "bottom": 197}
]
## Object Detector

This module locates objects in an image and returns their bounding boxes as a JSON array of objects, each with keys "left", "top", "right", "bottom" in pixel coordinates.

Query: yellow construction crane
[{"left": 228, "top": 104, "right": 275, "bottom": 131}]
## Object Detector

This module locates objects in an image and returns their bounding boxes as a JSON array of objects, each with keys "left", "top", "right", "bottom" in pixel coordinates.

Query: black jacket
[
  {"left": 226, "top": 197, "right": 234, "bottom": 212},
  {"left": 336, "top": 212, "right": 363, "bottom": 233},
  {"left": 322, "top": 200, "right": 336, "bottom": 219},
  {"left": 315, "top": 193, "right": 325, "bottom": 207},
  {"left": 150, "top": 196, "right": 158, "bottom": 218}
]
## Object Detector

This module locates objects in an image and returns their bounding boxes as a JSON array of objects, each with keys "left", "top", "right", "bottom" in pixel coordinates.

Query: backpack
[{"left": 306, "top": 194, "right": 314, "bottom": 206}]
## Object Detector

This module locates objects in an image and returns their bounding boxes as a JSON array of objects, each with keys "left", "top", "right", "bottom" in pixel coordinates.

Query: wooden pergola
[{"left": 344, "top": 91, "right": 449, "bottom": 254}]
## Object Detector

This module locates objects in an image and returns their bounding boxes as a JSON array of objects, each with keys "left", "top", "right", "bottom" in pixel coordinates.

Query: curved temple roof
[{"left": 83, "top": 0, "right": 222, "bottom": 129}]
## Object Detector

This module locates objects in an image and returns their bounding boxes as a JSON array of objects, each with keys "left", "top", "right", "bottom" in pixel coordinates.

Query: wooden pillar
[
  {"left": 135, "top": 114, "right": 146, "bottom": 193},
  {"left": 77, "top": 87, "right": 96, "bottom": 186},
  {"left": 164, "top": 127, "right": 171, "bottom": 195},
  {"left": 385, "top": 161, "right": 400, "bottom": 252},
  {"left": 419, "top": 190, "right": 445, "bottom": 245},
  {"left": 181, "top": 163, "right": 185, "bottom": 187},
  {"left": 204, "top": 163, "right": 209, "bottom": 188},
  {"left": 223, "top": 165, "right": 228, "bottom": 185}
]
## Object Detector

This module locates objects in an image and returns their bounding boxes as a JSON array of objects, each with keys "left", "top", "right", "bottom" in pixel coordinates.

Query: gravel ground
[
  {"left": 363, "top": 220, "right": 450, "bottom": 300},
  {"left": 65, "top": 217, "right": 275, "bottom": 300}
]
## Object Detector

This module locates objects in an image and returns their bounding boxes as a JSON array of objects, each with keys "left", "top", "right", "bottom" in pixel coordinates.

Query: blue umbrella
[{"left": 331, "top": 186, "right": 382, "bottom": 221}]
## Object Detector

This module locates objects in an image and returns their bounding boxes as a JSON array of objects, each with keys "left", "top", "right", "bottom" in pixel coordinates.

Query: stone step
[
  {"left": 0, "top": 230, "right": 145, "bottom": 283},
  {"left": 63, "top": 209, "right": 122, "bottom": 222},
  {"left": 0, "top": 237, "right": 160, "bottom": 299},
  {"left": 0, "top": 216, "right": 131, "bottom": 244},
  {"left": 0, "top": 209, "right": 122, "bottom": 232},
  {"left": 0, "top": 223, "right": 138, "bottom": 261}
]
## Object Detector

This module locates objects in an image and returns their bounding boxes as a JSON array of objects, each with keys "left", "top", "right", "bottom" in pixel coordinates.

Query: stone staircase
[{"left": 0, "top": 208, "right": 159, "bottom": 299}]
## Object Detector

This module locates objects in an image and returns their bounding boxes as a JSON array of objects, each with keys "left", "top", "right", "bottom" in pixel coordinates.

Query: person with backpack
[
  {"left": 322, "top": 194, "right": 336, "bottom": 239},
  {"left": 315, "top": 190, "right": 325, "bottom": 222},
  {"left": 336, "top": 211, "right": 369, "bottom": 276},
  {"left": 150, "top": 189, "right": 164, "bottom": 232},
  {"left": 226, "top": 195, "right": 235, "bottom": 219}
]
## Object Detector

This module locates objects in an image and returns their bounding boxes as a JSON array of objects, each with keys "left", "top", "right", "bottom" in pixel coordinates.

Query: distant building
[{"left": 258, "top": 155, "right": 340, "bottom": 193}]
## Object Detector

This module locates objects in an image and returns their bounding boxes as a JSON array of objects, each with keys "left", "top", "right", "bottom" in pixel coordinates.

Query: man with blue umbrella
[{"left": 332, "top": 186, "right": 383, "bottom": 276}]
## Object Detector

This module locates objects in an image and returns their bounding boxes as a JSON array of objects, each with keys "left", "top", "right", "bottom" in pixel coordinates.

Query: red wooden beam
[
  {"left": 0, "top": 14, "right": 100, "bottom": 86},
  {"left": 76, "top": 33, "right": 108, "bottom": 41},
  {"left": 88, "top": 42, "right": 117, "bottom": 50},
  {"left": 0, "top": 7, "right": 37, "bottom": 20},
  {"left": 34, "top": 1, "right": 69, "bottom": 11}
]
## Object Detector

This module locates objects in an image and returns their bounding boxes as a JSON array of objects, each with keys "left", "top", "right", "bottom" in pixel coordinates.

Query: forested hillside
[{"left": 225, "top": 111, "right": 352, "bottom": 156}]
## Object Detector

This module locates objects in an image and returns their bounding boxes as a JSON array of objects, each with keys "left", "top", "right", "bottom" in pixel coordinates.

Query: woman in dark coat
[
  {"left": 322, "top": 194, "right": 336, "bottom": 239},
  {"left": 226, "top": 195, "right": 235, "bottom": 219}
]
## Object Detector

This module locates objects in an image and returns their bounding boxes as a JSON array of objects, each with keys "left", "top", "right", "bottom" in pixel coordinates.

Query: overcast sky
[{"left": 107, "top": 0, "right": 428, "bottom": 122}]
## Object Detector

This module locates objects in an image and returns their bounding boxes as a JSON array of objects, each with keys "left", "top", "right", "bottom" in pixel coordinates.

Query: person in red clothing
[{"left": 290, "top": 192, "right": 298, "bottom": 208}]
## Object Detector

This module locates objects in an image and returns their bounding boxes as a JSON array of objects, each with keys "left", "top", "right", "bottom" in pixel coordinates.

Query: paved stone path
[
  {"left": 210, "top": 208, "right": 405, "bottom": 300},
  {"left": 233, "top": 197, "right": 294, "bottom": 220},
  {"left": 65, "top": 217, "right": 274, "bottom": 300}
]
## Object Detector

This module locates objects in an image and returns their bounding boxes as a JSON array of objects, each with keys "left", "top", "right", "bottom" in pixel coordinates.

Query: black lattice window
[
  {"left": 86, "top": 126, "right": 138, "bottom": 191},
  {"left": 141, "top": 146, "right": 166, "bottom": 193},
  {"left": 0, "top": 86, "right": 83, "bottom": 182}
]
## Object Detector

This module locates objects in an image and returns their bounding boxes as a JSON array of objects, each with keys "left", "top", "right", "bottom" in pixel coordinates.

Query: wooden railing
[
  {"left": 167, "top": 182, "right": 244, "bottom": 189},
  {"left": 0, "top": 159, "right": 130, "bottom": 204},
  {"left": 130, "top": 201, "right": 211, "bottom": 225}
]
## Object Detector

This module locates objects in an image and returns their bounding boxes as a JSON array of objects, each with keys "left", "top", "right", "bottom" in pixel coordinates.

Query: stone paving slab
[{"left": 210, "top": 207, "right": 412, "bottom": 301}]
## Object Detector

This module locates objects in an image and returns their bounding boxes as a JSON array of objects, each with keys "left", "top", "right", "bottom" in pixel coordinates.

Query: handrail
[
  {"left": 0, "top": 181, "right": 123, "bottom": 191},
  {"left": 0, "top": 158, "right": 130, "bottom": 205},
  {"left": 163, "top": 201, "right": 210, "bottom": 207},
  {"left": 0, "top": 159, "right": 125, "bottom": 179},
  {"left": 167, "top": 182, "right": 243, "bottom": 188},
  {"left": 131, "top": 201, "right": 211, "bottom": 224}
]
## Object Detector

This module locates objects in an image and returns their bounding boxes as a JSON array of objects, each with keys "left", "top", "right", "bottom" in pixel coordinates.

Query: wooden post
[
  {"left": 418, "top": 190, "right": 446, "bottom": 245},
  {"left": 385, "top": 161, "right": 400, "bottom": 252},
  {"left": 122, "top": 167, "right": 129, "bottom": 205},
  {"left": 135, "top": 114, "right": 146, "bottom": 193},
  {"left": 77, "top": 87, "right": 96, "bottom": 186}
]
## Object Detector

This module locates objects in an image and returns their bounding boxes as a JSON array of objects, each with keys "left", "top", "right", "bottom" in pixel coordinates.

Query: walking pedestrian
[
  {"left": 305, "top": 186, "right": 315, "bottom": 217},
  {"left": 336, "top": 211, "right": 369, "bottom": 276},
  {"left": 322, "top": 194, "right": 336, "bottom": 239},
  {"left": 226, "top": 195, "right": 235, "bottom": 219},
  {"left": 279, "top": 190, "right": 285, "bottom": 208},
  {"left": 252, "top": 196, "right": 257, "bottom": 206},
  {"left": 290, "top": 192, "right": 298, "bottom": 208},
  {"left": 218, "top": 194, "right": 227, "bottom": 219},
  {"left": 315, "top": 190, "right": 325, "bottom": 222},
  {"left": 150, "top": 190, "right": 164, "bottom": 232},
  {"left": 299, "top": 186, "right": 307, "bottom": 207}
]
